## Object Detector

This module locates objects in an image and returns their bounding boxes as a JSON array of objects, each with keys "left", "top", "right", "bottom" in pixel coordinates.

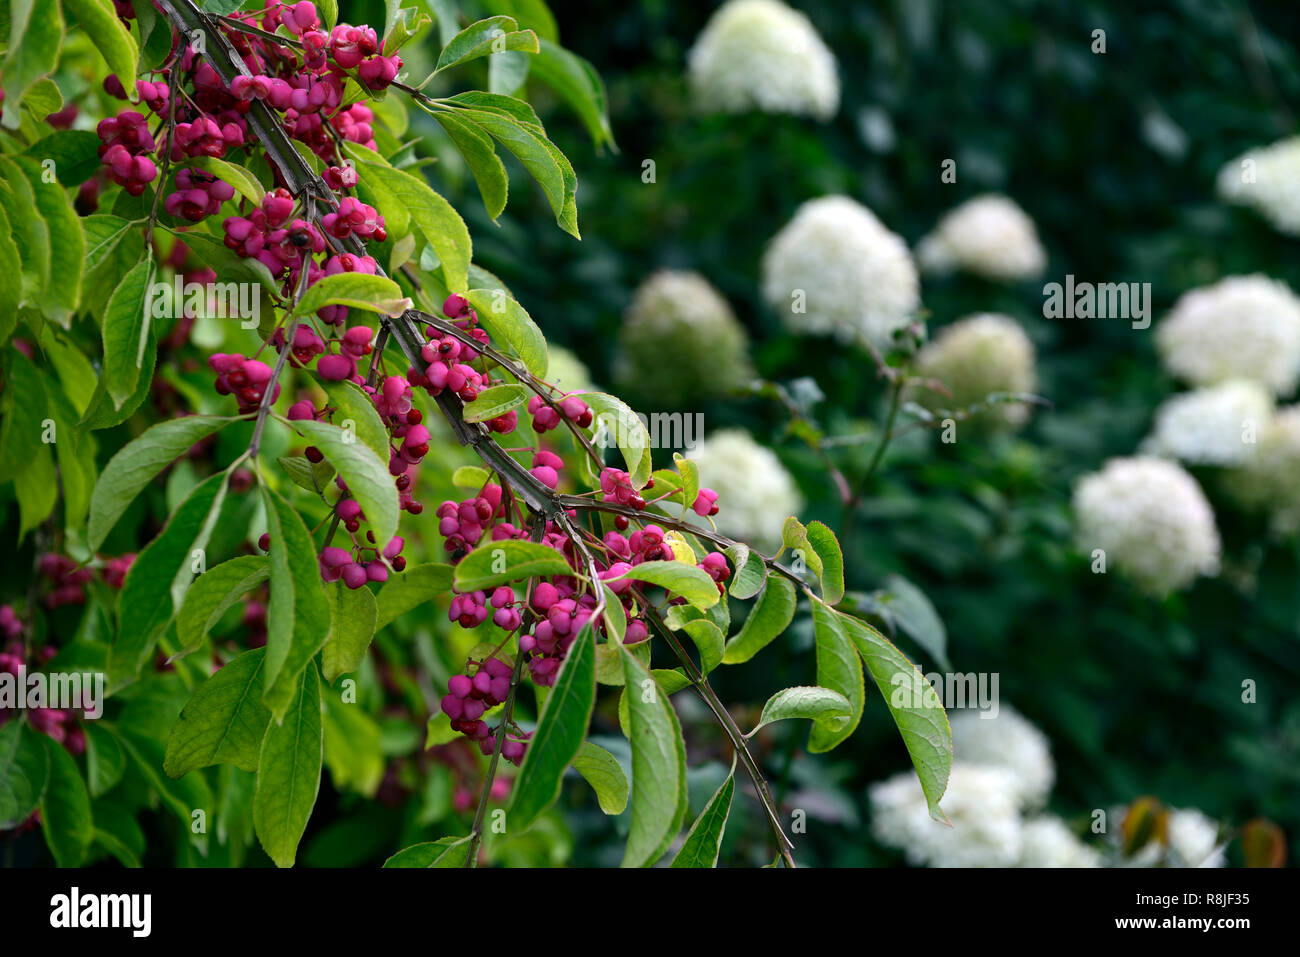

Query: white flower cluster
[
  {"left": 916, "top": 194, "right": 1047, "bottom": 281},
  {"left": 869, "top": 765, "right": 1025, "bottom": 868},
  {"left": 1018, "top": 817, "right": 1103, "bottom": 868},
  {"left": 1217, "top": 136, "right": 1300, "bottom": 236},
  {"left": 1224, "top": 405, "right": 1300, "bottom": 535},
  {"left": 1142, "top": 380, "right": 1274, "bottom": 467},
  {"left": 1072, "top": 457, "right": 1221, "bottom": 596},
  {"left": 614, "top": 270, "right": 752, "bottom": 403},
  {"left": 913, "top": 313, "right": 1037, "bottom": 429},
  {"left": 949, "top": 707, "right": 1055, "bottom": 808},
  {"left": 686, "top": 0, "right": 839, "bottom": 120},
  {"left": 1166, "top": 808, "right": 1226, "bottom": 868},
  {"left": 1154, "top": 275, "right": 1300, "bottom": 396},
  {"left": 761, "top": 196, "right": 920, "bottom": 349},
  {"left": 871, "top": 706, "right": 1099, "bottom": 867},
  {"left": 684, "top": 428, "right": 802, "bottom": 550}
]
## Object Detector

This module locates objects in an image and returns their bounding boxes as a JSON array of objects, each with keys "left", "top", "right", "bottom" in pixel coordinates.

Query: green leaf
[
  {"left": 1, "top": 0, "right": 64, "bottom": 129},
  {"left": 0, "top": 156, "right": 51, "bottom": 306},
  {"left": 725, "top": 542, "right": 767, "bottom": 600},
  {"left": 322, "top": 379, "right": 391, "bottom": 463},
  {"left": 164, "top": 647, "right": 274, "bottom": 776},
  {"left": 23, "top": 129, "right": 102, "bottom": 187},
  {"left": 253, "top": 663, "right": 323, "bottom": 868},
  {"left": 83, "top": 724, "right": 125, "bottom": 798},
  {"left": 452, "top": 465, "right": 492, "bottom": 489},
  {"left": 87, "top": 414, "right": 233, "bottom": 552},
  {"left": 175, "top": 555, "right": 271, "bottom": 655},
  {"left": 530, "top": 38, "right": 616, "bottom": 150},
  {"left": 375, "top": 563, "right": 454, "bottom": 630},
  {"left": 680, "top": 618, "right": 725, "bottom": 675},
  {"left": 805, "top": 521, "right": 844, "bottom": 604},
  {"left": 291, "top": 273, "right": 410, "bottom": 320},
  {"left": 12, "top": 156, "right": 84, "bottom": 326},
  {"left": 433, "top": 110, "right": 509, "bottom": 220},
  {"left": 0, "top": 721, "right": 47, "bottom": 828},
  {"left": 322, "top": 690, "right": 384, "bottom": 796},
  {"left": 110, "top": 472, "right": 230, "bottom": 690},
  {"left": 0, "top": 350, "right": 48, "bottom": 484},
  {"left": 722, "top": 575, "right": 796, "bottom": 664},
  {"left": 383, "top": 835, "right": 471, "bottom": 867},
  {"left": 188, "top": 155, "right": 265, "bottom": 205},
  {"left": 117, "top": 733, "right": 211, "bottom": 854},
  {"left": 453, "top": 539, "right": 574, "bottom": 592},
  {"left": 781, "top": 516, "right": 824, "bottom": 587},
  {"left": 346, "top": 155, "right": 472, "bottom": 292},
  {"left": 880, "top": 574, "right": 950, "bottom": 671},
  {"left": 838, "top": 611, "right": 952, "bottom": 822},
  {"left": 462, "top": 383, "right": 528, "bottom": 423},
  {"left": 620, "top": 646, "right": 688, "bottom": 867},
  {"left": 807, "top": 598, "right": 865, "bottom": 754},
  {"left": 261, "top": 484, "right": 332, "bottom": 720},
  {"left": 289, "top": 418, "right": 400, "bottom": 549},
  {"left": 572, "top": 740, "right": 628, "bottom": 815},
  {"left": 101, "top": 258, "right": 156, "bottom": 408},
  {"left": 751, "top": 686, "right": 853, "bottom": 735},
  {"left": 61, "top": 0, "right": 139, "bottom": 100},
  {"left": 464, "top": 288, "right": 548, "bottom": 379},
  {"left": 321, "top": 581, "right": 378, "bottom": 682},
  {"left": 432, "top": 17, "right": 538, "bottom": 75},
  {"left": 509, "top": 624, "right": 595, "bottom": 830},
  {"left": 440, "top": 97, "right": 578, "bottom": 237},
  {"left": 13, "top": 441, "right": 57, "bottom": 539},
  {"left": 0, "top": 206, "right": 20, "bottom": 326},
  {"left": 489, "top": 47, "right": 530, "bottom": 95},
  {"left": 584, "top": 392, "right": 651, "bottom": 489},
  {"left": 482, "top": 0, "right": 558, "bottom": 41},
  {"left": 277, "top": 454, "right": 335, "bottom": 494},
  {"left": 39, "top": 737, "right": 93, "bottom": 867},
  {"left": 615, "top": 560, "right": 719, "bottom": 611},
  {"left": 671, "top": 761, "right": 735, "bottom": 868}
]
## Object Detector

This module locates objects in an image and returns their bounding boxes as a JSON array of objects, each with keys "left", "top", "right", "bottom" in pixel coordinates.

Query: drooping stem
[
  {"left": 841, "top": 371, "right": 905, "bottom": 537},
  {"left": 638, "top": 599, "right": 796, "bottom": 868},
  {"left": 464, "top": 648, "right": 526, "bottom": 868}
]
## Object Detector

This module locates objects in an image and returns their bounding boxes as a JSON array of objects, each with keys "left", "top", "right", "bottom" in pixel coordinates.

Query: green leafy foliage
[
  {"left": 509, "top": 624, "right": 595, "bottom": 830},
  {"left": 253, "top": 664, "right": 323, "bottom": 868},
  {"left": 619, "top": 646, "right": 688, "bottom": 867}
]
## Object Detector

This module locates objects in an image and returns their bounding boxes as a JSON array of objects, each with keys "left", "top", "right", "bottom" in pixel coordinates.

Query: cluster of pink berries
[
  {"left": 208, "top": 353, "right": 279, "bottom": 414},
  {"left": 0, "top": 637, "right": 86, "bottom": 756},
  {"left": 318, "top": 535, "right": 405, "bottom": 589},
  {"left": 37, "top": 553, "right": 135, "bottom": 608},
  {"left": 440, "top": 656, "right": 528, "bottom": 765}
]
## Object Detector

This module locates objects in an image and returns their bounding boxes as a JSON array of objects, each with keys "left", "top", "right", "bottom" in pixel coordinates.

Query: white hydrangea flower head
[
  {"left": 1073, "top": 457, "right": 1221, "bottom": 597},
  {"left": 1154, "top": 275, "right": 1300, "bottom": 396},
  {"left": 948, "top": 707, "right": 1055, "bottom": 808},
  {"left": 614, "top": 270, "right": 752, "bottom": 403},
  {"left": 1142, "top": 380, "right": 1274, "bottom": 466},
  {"left": 1167, "top": 808, "right": 1225, "bottom": 868},
  {"left": 546, "top": 345, "right": 594, "bottom": 396},
  {"left": 1217, "top": 136, "right": 1300, "bottom": 235},
  {"left": 1018, "top": 817, "right": 1103, "bottom": 868},
  {"left": 684, "top": 428, "right": 802, "bottom": 551},
  {"left": 869, "top": 765, "right": 1023, "bottom": 868},
  {"left": 761, "top": 196, "right": 920, "bottom": 349},
  {"left": 686, "top": 0, "right": 839, "bottom": 120},
  {"left": 1224, "top": 405, "right": 1300, "bottom": 535},
  {"left": 916, "top": 194, "right": 1047, "bottom": 281},
  {"left": 913, "top": 313, "right": 1037, "bottom": 429}
]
